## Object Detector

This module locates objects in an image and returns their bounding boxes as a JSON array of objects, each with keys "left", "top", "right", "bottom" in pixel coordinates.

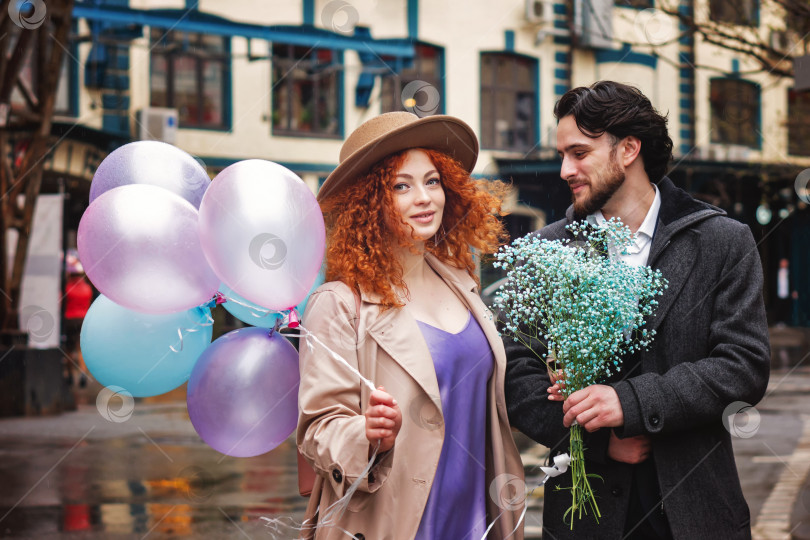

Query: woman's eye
[
  {"left": 393, "top": 183, "right": 409, "bottom": 191},
  {"left": 427, "top": 177, "right": 441, "bottom": 186}
]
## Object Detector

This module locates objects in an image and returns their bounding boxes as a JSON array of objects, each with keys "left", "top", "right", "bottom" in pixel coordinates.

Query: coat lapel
[
  {"left": 361, "top": 287, "right": 443, "bottom": 404},
  {"left": 646, "top": 227, "right": 699, "bottom": 333}
]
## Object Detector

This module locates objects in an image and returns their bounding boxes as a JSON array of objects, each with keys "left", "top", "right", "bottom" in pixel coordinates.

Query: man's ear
[{"left": 620, "top": 136, "right": 642, "bottom": 167}]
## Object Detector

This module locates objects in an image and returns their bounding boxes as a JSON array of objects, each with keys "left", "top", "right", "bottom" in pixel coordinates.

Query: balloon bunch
[{"left": 78, "top": 141, "right": 325, "bottom": 457}]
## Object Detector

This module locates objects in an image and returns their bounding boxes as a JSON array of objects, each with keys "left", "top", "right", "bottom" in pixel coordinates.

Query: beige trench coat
[{"left": 297, "top": 254, "right": 525, "bottom": 540}]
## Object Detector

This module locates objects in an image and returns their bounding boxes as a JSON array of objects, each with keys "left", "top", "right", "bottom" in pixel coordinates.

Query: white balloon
[
  {"left": 90, "top": 141, "right": 210, "bottom": 209},
  {"left": 198, "top": 160, "right": 325, "bottom": 310}
]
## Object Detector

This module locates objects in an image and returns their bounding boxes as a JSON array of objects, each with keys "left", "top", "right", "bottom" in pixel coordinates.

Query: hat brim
[{"left": 317, "top": 115, "right": 479, "bottom": 203}]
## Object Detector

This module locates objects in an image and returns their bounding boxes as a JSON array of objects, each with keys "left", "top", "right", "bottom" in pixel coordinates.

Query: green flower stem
[{"left": 566, "top": 423, "right": 601, "bottom": 528}]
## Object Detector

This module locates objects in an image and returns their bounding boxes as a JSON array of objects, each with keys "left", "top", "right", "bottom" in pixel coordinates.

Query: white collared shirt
[{"left": 586, "top": 184, "right": 661, "bottom": 267}]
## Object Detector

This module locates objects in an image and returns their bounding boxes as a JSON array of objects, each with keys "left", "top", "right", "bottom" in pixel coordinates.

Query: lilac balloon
[
  {"left": 90, "top": 141, "right": 211, "bottom": 208},
  {"left": 78, "top": 184, "right": 220, "bottom": 314},
  {"left": 198, "top": 160, "right": 325, "bottom": 310},
  {"left": 187, "top": 327, "right": 300, "bottom": 457}
]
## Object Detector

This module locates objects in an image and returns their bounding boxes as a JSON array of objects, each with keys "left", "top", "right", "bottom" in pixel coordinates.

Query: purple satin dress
[{"left": 414, "top": 311, "right": 494, "bottom": 539}]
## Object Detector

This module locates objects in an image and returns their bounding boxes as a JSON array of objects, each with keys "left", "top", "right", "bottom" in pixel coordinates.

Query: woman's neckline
[{"left": 416, "top": 310, "right": 472, "bottom": 335}]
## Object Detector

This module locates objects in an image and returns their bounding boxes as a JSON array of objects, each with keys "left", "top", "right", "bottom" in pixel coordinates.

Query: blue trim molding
[
  {"left": 595, "top": 44, "right": 657, "bottom": 69},
  {"left": 303, "top": 0, "right": 314, "bottom": 25},
  {"left": 408, "top": 0, "right": 418, "bottom": 39},
  {"left": 199, "top": 157, "right": 336, "bottom": 174},
  {"left": 73, "top": 3, "right": 414, "bottom": 57},
  {"left": 504, "top": 30, "right": 515, "bottom": 52}
]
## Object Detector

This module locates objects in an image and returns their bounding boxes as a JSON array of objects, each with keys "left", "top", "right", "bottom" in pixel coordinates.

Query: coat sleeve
[
  {"left": 612, "top": 223, "right": 771, "bottom": 438},
  {"left": 296, "top": 285, "right": 393, "bottom": 497}
]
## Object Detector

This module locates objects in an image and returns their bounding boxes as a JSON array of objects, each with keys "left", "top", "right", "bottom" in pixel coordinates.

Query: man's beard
[{"left": 571, "top": 154, "right": 625, "bottom": 219}]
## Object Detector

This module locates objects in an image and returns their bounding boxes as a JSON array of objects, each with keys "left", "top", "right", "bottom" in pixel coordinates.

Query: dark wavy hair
[{"left": 554, "top": 81, "right": 673, "bottom": 183}]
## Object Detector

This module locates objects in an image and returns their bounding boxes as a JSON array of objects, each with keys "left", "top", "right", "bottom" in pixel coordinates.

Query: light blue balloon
[
  {"left": 219, "top": 270, "right": 324, "bottom": 328},
  {"left": 80, "top": 295, "right": 214, "bottom": 397}
]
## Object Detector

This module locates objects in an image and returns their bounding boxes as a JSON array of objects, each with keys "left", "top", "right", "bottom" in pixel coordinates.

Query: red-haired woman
[{"left": 297, "top": 112, "right": 524, "bottom": 539}]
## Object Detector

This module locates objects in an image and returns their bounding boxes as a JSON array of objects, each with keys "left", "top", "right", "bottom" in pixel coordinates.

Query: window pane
[
  {"left": 150, "top": 54, "right": 168, "bottom": 107},
  {"left": 202, "top": 61, "right": 223, "bottom": 126},
  {"left": 709, "top": 0, "right": 756, "bottom": 25},
  {"left": 174, "top": 56, "right": 198, "bottom": 125},
  {"left": 495, "top": 90, "right": 516, "bottom": 149},
  {"left": 496, "top": 57, "right": 512, "bottom": 85},
  {"left": 54, "top": 54, "right": 70, "bottom": 114},
  {"left": 381, "top": 76, "right": 397, "bottom": 113},
  {"left": 788, "top": 89, "right": 810, "bottom": 156},
  {"left": 481, "top": 54, "right": 495, "bottom": 86},
  {"left": 516, "top": 59, "right": 533, "bottom": 89},
  {"left": 481, "top": 88, "right": 494, "bottom": 148},
  {"left": 201, "top": 34, "right": 225, "bottom": 54},
  {"left": 710, "top": 79, "right": 759, "bottom": 147},
  {"left": 318, "top": 73, "right": 339, "bottom": 134}
]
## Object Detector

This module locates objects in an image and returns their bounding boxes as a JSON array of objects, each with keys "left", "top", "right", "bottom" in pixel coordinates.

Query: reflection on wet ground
[{"left": 0, "top": 400, "right": 309, "bottom": 539}]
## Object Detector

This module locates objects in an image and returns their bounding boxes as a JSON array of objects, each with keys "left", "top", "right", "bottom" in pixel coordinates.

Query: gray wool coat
[{"left": 504, "top": 177, "right": 771, "bottom": 540}]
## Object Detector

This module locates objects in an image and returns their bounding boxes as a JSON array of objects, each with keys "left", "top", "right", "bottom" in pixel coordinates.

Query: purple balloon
[
  {"left": 187, "top": 327, "right": 300, "bottom": 457},
  {"left": 78, "top": 184, "right": 220, "bottom": 314},
  {"left": 198, "top": 160, "right": 325, "bottom": 310},
  {"left": 90, "top": 141, "right": 211, "bottom": 208}
]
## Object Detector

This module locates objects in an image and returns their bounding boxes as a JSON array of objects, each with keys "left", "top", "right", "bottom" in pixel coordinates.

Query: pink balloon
[
  {"left": 198, "top": 160, "right": 325, "bottom": 310},
  {"left": 90, "top": 141, "right": 210, "bottom": 209},
  {"left": 187, "top": 327, "right": 300, "bottom": 457},
  {"left": 78, "top": 184, "right": 219, "bottom": 314}
]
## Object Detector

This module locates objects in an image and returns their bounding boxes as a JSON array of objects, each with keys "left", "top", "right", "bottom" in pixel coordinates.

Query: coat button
[
  {"left": 354, "top": 534, "right": 365, "bottom": 540},
  {"left": 611, "top": 487, "right": 623, "bottom": 496},
  {"left": 649, "top": 415, "right": 660, "bottom": 426},
  {"left": 332, "top": 468, "right": 343, "bottom": 483}
]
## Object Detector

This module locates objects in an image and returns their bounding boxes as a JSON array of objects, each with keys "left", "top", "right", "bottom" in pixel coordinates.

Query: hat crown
[{"left": 339, "top": 112, "right": 420, "bottom": 163}]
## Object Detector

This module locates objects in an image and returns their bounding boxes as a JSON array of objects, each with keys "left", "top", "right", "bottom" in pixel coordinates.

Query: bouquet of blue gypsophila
[{"left": 493, "top": 218, "right": 668, "bottom": 528}]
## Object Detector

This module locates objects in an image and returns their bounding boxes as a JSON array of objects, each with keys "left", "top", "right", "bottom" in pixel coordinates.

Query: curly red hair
[{"left": 319, "top": 148, "right": 509, "bottom": 309}]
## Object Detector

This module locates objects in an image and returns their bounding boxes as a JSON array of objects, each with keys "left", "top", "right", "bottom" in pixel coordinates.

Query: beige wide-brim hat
[{"left": 317, "top": 111, "right": 479, "bottom": 203}]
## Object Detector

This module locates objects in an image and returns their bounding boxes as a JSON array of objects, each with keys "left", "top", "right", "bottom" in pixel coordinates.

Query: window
[
  {"left": 6, "top": 24, "right": 75, "bottom": 117},
  {"left": 709, "top": 0, "right": 757, "bottom": 26},
  {"left": 381, "top": 43, "right": 443, "bottom": 116},
  {"left": 788, "top": 88, "right": 810, "bottom": 157},
  {"left": 150, "top": 29, "right": 229, "bottom": 129},
  {"left": 480, "top": 53, "right": 537, "bottom": 152},
  {"left": 709, "top": 79, "right": 760, "bottom": 148},
  {"left": 272, "top": 44, "right": 340, "bottom": 137}
]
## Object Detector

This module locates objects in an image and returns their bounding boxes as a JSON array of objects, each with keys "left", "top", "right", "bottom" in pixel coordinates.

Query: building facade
[{"left": 13, "top": 0, "right": 808, "bottom": 326}]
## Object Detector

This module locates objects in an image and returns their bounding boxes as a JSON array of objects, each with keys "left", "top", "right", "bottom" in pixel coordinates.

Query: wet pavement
[{"left": 0, "top": 362, "right": 809, "bottom": 539}]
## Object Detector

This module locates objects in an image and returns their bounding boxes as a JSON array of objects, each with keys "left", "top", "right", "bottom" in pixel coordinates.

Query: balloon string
[
  {"left": 475, "top": 452, "right": 570, "bottom": 540},
  {"left": 296, "top": 324, "right": 376, "bottom": 392},
  {"left": 169, "top": 309, "right": 216, "bottom": 354},
  {"left": 218, "top": 292, "right": 286, "bottom": 321}
]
